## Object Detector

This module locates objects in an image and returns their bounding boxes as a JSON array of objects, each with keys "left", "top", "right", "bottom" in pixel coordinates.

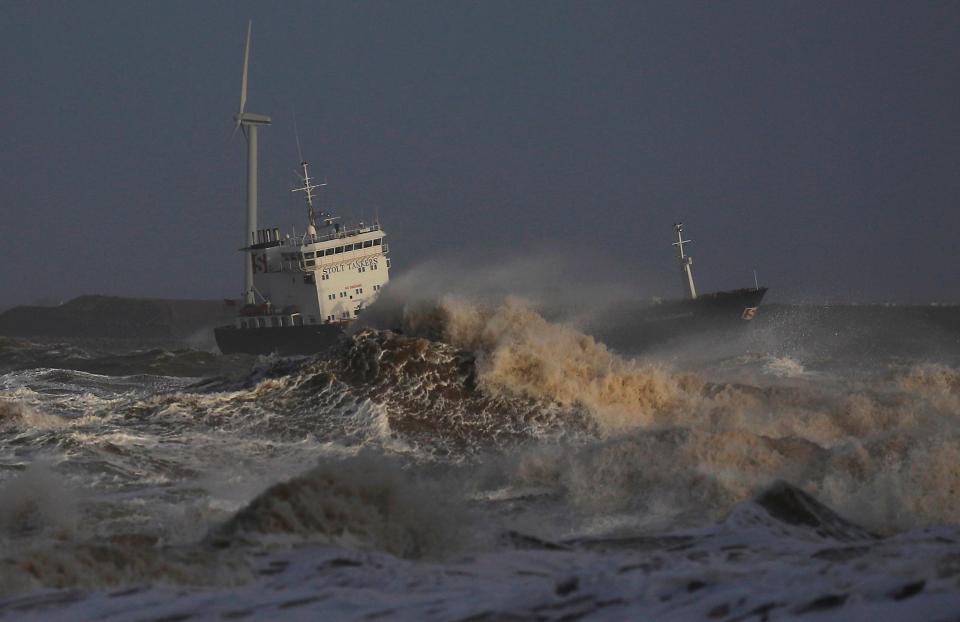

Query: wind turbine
[{"left": 235, "top": 20, "right": 271, "bottom": 305}]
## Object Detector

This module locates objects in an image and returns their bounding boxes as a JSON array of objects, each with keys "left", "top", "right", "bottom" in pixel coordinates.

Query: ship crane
[{"left": 673, "top": 222, "right": 697, "bottom": 300}]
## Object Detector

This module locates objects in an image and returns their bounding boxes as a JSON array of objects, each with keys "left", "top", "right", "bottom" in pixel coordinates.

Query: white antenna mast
[
  {"left": 290, "top": 112, "right": 331, "bottom": 236},
  {"left": 292, "top": 160, "right": 325, "bottom": 234},
  {"left": 673, "top": 222, "right": 697, "bottom": 300}
]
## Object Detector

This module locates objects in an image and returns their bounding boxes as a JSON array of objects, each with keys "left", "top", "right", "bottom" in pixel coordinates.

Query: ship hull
[
  {"left": 214, "top": 323, "right": 345, "bottom": 356},
  {"left": 593, "top": 287, "right": 768, "bottom": 352},
  {"left": 635, "top": 287, "right": 767, "bottom": 323}
]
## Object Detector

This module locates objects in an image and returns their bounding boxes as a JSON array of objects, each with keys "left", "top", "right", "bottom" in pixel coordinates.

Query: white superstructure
[
  {"left": 239, "top": 217, "right": 390, "bottom": 329},
  {"left": 229, "top": 21, "right": 391, "bottom": 330}
]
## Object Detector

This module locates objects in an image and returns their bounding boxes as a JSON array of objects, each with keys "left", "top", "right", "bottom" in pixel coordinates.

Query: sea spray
[
  {"left": 187, "top": 299, "right": 960, "bottom": 532},
  {"left": 0, "top": 463, "right": 77, "bottom": 540},
  {"left": 402, "top": 296, "right": 702, "bottom": 434},
  {"left": 0, "top": 398, "right": 66, "bottom": 431},
  {"left": 2, "top": 299, "right": 960, "bottom": 616}
]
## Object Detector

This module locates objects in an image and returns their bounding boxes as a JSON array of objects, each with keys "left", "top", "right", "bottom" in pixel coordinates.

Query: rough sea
[{"left": 1, "top": 296, "right": 959, "bottom": 620}]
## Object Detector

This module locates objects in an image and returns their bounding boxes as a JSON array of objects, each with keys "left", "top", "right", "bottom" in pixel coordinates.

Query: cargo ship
[
  {"left": 587, "top": 222, "right": 767, "bottom": 351},
  {"left": 214, "top": 23, "right": 391, "bottom": 355}
]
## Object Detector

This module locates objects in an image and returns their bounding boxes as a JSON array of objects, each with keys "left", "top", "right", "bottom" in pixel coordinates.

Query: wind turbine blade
[{"left": 238, "top": 20, "right": 251, "bottom": 117}]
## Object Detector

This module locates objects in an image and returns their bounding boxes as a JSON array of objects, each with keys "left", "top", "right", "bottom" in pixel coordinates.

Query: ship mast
[
  {"left": 292, "top": 160, "right": 326, "bottom": 236},
  {"left": 673, "top": 222, "right": 697, "bottom": 300},
  {"left": 234, "top": 21, "right": 272, "bottom": 305}
]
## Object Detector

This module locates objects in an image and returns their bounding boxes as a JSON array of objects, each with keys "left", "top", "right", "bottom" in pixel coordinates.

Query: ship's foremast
[{"left": 673, "top": 222, "right": 697, "bottom": 300}]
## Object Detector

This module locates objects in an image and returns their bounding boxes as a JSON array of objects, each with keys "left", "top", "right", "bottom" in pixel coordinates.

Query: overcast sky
[{"left": 1, "top": 1, "right": 958, "bottom": 307}]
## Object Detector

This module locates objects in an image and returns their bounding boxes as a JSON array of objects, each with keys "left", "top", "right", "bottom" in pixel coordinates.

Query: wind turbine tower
[{"left": 235, "top": 21, "right": 272, "bottom": 305}]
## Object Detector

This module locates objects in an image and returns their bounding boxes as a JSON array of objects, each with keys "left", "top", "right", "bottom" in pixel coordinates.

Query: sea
[{"left": 1, "top": 296, "right": 959, "bottom": 620}]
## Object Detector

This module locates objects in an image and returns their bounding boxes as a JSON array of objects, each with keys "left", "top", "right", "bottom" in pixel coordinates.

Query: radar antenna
[{"left": 673, "top": 222, "right": 698, "bottom": 300}]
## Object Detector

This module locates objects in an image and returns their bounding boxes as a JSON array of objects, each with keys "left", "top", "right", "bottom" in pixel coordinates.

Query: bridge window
[
  {"left": 303, "top": 252, "right": 315, "bottom": 259},
  {"left": 335, "top": 246, "right": 344, "bottom": 254},
  {"left": 373, "top": 238, "right": 381, "bottom": 245},
  {"left": 344, "top": 244, "right": 354, "bottom": 252},
  {"left": 324, "top": 248, "right": 335, "bottom": 256},
  {"left": 363, "top": 240, "right": 373, "bottom": 248}
]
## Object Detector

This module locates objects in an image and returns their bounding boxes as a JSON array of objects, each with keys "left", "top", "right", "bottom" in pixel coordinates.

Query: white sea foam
[
  {"left": 1, "top": 298, "right": 960, "bottom": 617},
  {"left": 763, "top": 355, "right": 808, "bottom": 378}
]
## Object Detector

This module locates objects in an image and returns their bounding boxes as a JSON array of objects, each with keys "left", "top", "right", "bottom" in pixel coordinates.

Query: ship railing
[
  {"left": 236, "top": 311, "right": 305, "bottom": 329},
  {"left": 280, "top": 223, "right": 383, "bottom": 248}
]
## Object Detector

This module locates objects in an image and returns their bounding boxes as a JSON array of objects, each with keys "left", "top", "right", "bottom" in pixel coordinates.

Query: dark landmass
[{"left": 0, "top": 295, "right": 236, "bottom": 344}]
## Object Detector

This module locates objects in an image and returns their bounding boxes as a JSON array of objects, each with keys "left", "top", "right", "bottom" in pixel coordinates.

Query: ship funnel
[{"left": 673, "top": 222, "right": 697, "bottom": 300}]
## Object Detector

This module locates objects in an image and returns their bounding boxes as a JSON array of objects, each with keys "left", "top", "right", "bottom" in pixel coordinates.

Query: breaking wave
[
  {"left": 210, "top": 452, "right": 468, "bottom": 559},
  {"left": 163, "top": 297, "right": 960, "bottom": 533},
  {"left": 2, "top": 296, "right": 960, "bottom": 610}
]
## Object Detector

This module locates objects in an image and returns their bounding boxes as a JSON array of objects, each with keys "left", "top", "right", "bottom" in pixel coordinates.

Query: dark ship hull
[
  {"left": 635, "top": 287, "right": 767, "bottom": 323},
  {"left": 593, "top": 287, "right": 768, "bottom": 352},
  {"left": 214, "top": 323, "right": 345, "bottom": 356}
]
